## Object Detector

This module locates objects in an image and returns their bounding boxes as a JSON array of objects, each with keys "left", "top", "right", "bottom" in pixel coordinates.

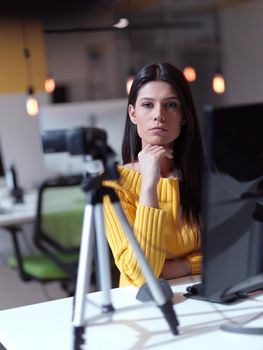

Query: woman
[{"left": 103, "top": 62, "right": 204, "bottom": 287}]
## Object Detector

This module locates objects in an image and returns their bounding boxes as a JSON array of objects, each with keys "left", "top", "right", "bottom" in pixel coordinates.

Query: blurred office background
[
  {"left": 0, "top": 0, "right": 262, "bottom": 308},
  {"left": 1, "top": 0, "right": 263, "bottom": 189}
]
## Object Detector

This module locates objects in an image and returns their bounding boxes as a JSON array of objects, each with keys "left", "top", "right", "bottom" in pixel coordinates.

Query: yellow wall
[{"left": 0, "top": 17, "right": 47, "bottom": 93}]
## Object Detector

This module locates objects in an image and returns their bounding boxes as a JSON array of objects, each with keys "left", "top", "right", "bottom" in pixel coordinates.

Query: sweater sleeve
[
  {"left": 103, "top": 189, "right": 167, "bottom": 287},
  {"left": 186, "top": 252, "right": 202, "bottom": 275}
]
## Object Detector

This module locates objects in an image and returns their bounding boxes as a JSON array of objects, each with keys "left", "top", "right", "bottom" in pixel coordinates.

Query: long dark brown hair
[{"left": 122, "top": 62, "right": 204, "bottom": 229}]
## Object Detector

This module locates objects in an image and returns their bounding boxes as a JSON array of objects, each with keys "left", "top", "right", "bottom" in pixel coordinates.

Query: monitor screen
[{"left": 201, "top": 102, "right": 263, "bottom": 303}]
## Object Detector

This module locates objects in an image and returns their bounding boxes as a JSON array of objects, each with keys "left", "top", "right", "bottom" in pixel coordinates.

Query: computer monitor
[{"left": 200, "top": 102, "right": 263, "bottom": 304}]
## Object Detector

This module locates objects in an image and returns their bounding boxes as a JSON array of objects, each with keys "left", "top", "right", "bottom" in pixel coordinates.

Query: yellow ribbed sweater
[{"left": 103, "top": 165, "right": 201, "bottom": 287}]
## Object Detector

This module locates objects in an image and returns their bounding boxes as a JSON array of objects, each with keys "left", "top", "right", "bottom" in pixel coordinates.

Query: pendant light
[
  {"left": 22, "top": 20, "right": 39, "bottom": 117},
  {"left": 26, "top": 86, "right": 39, "bottom": 117},
  {"left": 212, "top": 9, "right": 226, "bottom": 94},
  {"left": 125, "top": 0, "right": 136, "bottom": 95},
  {"left": 113, "top": 18, "right": 129, "bottom": 29},
  {"left": 44, "top": 74, "right": 56, "bottom": 93},
  {"left": 183, "top": 66, "right": 197, "bottom": 83},
  {"left": 213, "top": 69, "right": 225, "bottom": 94},
  {"left": 44, "top": 34, "right": 56, "bottom": 94}
]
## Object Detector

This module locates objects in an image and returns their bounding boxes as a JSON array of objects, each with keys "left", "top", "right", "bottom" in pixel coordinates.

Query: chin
[{"left": 149, "top": 137, "right": 166, "bottom": 144}]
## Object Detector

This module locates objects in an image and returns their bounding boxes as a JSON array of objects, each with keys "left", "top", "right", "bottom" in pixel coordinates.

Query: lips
[{"left": 150, "top": 127, "right": 168, "bottom": 132}]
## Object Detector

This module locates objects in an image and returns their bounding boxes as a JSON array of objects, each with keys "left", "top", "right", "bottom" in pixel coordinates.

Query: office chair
[{"left": 7, "top": 175, "right": 86, "bottom": 296}]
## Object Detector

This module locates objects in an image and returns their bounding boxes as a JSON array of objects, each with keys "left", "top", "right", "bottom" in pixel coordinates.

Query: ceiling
[
  {"left": 34, "top": 0, "right": 252, "bottom": 39},
  {"left": 1, "top": 0, "right": 251, "bottom": 20},
  {"left": 0, "top": 0, "right": 117, "bottom": 17}
]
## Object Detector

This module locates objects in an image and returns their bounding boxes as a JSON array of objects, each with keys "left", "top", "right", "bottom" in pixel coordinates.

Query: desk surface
[
  {"left": 0, "top": 276, "right": 262, "bottom": 350},
  {"left": 0, "top": 188, "right": 37, "bottom": 227}
]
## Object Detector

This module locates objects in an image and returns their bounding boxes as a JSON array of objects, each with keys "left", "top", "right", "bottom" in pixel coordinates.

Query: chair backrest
[{"left": 33, "top": 175, "right": 85, "bottom": 252}]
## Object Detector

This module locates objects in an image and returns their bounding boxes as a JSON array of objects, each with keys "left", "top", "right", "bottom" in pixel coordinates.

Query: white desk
[
  {"left": 0, "top": 188, "right": 37, "bottom": 227},
  {"left": 0, "top": 276, "right": 262, "bottom": 350}
]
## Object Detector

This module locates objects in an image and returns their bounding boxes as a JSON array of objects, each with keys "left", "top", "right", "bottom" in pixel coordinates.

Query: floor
[
  {"left": 0, "top": 264, "right": 69, "bottom": 311},
  {"left": 0, "top": 261, "right": 120, "bottom": 312}
]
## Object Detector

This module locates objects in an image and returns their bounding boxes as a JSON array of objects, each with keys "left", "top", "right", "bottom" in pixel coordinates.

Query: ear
[{"left": 128, "top": 104, "right": 137, "bottom": 124}]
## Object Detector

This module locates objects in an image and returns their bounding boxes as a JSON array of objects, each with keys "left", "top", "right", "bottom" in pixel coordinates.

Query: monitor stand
[{"left": 184, "top": 282, "right": 249, "bottom": 304}]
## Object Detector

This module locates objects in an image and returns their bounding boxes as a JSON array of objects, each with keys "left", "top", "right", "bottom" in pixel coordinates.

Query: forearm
[
  {"left": 138, "top": 144, "right": 165, "bottom": 209},
  {"left": 117, "top": 204, "right": 167, "bottom": 286},
  {"left": 160, "top": 251, "right": 202, "bottom": 280},
  {"left": 139, "top": 185, "right": 158, "bottom": 208},
  {"left": 160, "top": 258, "right": 191, "bottom": 280},
  {"left": 104, "top": 195, "right": 167, "bottom": 286}
]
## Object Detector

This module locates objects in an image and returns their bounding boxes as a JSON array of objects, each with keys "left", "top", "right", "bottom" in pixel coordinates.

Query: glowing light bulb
[
  {"left": 45, "top": 75, "right": 56, "bottom": 93},
  {"left": 26, "top": 87, "right": 39, "bottom": 117},
  {"left": 213, "top": 72, "right": 225, "bottom": 94},
  {"left": 183, "top": 66, "right": 196, "bottom": 82},
  {"left": 113, "top": 18, "right": 129, "bottom": 29}
]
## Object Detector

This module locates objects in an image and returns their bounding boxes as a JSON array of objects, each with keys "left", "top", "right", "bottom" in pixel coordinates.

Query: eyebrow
[{"left": 139, "top": 96, "right": 180, "bottom": 101}]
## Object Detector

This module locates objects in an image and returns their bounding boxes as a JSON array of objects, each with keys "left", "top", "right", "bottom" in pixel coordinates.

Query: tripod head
[{"left": 42, "top": 126, "right": 110, "bottom": 158}]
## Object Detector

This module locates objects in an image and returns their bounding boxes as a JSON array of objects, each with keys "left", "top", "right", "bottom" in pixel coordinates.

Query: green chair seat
[{"left": 7, "top": 253, "right": 78, "bottom": 280}]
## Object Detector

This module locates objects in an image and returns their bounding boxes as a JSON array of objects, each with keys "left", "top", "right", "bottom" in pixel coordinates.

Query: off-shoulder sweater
[{"left": 103, "top": 165, "right": 201, "bottom": 287}]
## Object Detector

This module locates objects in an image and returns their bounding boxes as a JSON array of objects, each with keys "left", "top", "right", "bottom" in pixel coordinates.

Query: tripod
[{"left": 72, "top": 156, "right": 179, "bottom": 350}]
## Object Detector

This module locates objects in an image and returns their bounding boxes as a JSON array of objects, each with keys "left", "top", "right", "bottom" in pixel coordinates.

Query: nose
[
  {"left": 154, "top": 115, "right": 165, "bottom": 122},
  {"left": 153, "top": 105, "right": 165, "bottom": 122}
]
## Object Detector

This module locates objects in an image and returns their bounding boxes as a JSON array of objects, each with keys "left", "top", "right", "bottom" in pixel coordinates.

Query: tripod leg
[
  {"left": 94, "top": 203, "right": 114, "bottom": 313},
  {"left": 72, "top": 204, "right": 95, "bottom": 348},
  {"left": 113, "top": 202, "right": 179, "bottom": 335}
]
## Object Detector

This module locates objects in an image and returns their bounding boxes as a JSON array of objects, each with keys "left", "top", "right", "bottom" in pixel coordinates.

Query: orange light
[
  {"left": 45, "top": 75, "right": 56, "bottom": 93},
  {"left": 183, "top": 66, "right": 196, "bottom": 82},
  {"left": 213, "top": 72, "right": 225, "bottom": 94},
  {"left": 126, "top": 74, "right": 135, "bottom": 95}
]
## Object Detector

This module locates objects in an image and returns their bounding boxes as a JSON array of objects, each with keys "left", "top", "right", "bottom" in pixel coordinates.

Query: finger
[
  {"left": 150, "top": 147, "right": 173, "bottom": 158},
  {"left": 142, "top": 145, "right": 171, "bottom": 154}
]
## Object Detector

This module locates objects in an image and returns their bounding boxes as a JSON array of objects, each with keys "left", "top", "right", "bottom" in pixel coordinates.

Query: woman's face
[{"left": 128, "top": 81, "right": 184, "bottom": 148}]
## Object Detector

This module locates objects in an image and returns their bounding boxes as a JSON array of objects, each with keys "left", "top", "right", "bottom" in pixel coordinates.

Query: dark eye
[
  {"left": 166, "top": 102, "right": 178, "bottom": 109},
  {"left": 142, "top": 102, "right": 153, "bottom": 109}
]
